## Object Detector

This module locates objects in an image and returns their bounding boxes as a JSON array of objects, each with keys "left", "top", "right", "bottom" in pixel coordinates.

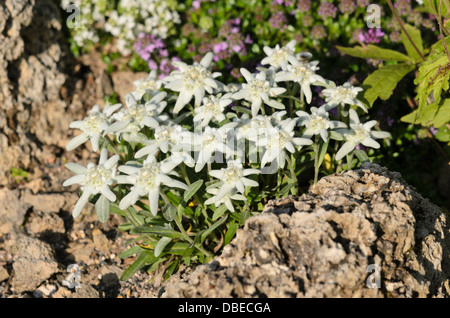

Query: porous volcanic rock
[{"left": 161, "top": 163, "right": 450, "bottom": 298}]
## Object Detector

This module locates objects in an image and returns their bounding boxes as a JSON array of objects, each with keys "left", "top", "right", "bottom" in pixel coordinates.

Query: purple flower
[
  {"left": 394, "top": 0, "right": 412, "bottom": 16},
  {"left": 147, "top": 59, "right": 157, "bottom": 70},
  {"left": 269, "top": 11, "right": 288, "bottom": 31},
  {"left": 213, "top": 41, "right": 228, "bottom": 54},
  {"left": 358, "top": 28, "right": 385, "bottom": 44},
  {"left": 311, "top": 25, "right": 326, "bottom": 40},
  {"left": 297, "top": 0, "right": 311, "bottom": 12},
  {"left": 356, "top": 0, "right": 370, "bottom": 7},
  {"left": 339, "top": 0, "right": 356, "bottom": 14},
  {"left": 318, "top": 1, "right": 337, "bottom": 20},
  {"left": 192, "top": 0, "right": 201, "bottom": 9}
]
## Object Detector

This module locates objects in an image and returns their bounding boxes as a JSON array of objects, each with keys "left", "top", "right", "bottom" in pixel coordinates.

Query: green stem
[
  {"left": 285, "top": 154, "right": 298, "bottom": 195},
  {"left": 313, "top": 135, "right": 320, "bottom": 184},
  {"left": 180, "top": 163, "right": 211, "bottom": 226},
  {"left": 387, "top": 0, "right": 425, "bottom": 61},
  {"left": 173, "top": 216, "right": 213, "bottom": 259},
  {"left": 346, "top": 153, "right": 354, "bottom": 171},
  {"left": 103, "top": 135, "right": 120, "bottom": 156}
]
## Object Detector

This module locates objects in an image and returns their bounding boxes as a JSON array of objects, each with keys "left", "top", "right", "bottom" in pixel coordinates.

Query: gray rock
[
  {"left": 0, "top": 0, "right": 72, "bottom": 185},
  {"left": 0, "top": 188, "right": 30, "bottom": 235},
  {"left": 7, "top": 235, "right": 59, "bottom": 293},
  {"left": 21, "top": 190, "right": 66, "bottom": 214},
  {"left": 68, "top": 284, "right": 100, "bottom": 298},
  {"left": 162, "top": 163, "right": 450, "bottom": 298}
]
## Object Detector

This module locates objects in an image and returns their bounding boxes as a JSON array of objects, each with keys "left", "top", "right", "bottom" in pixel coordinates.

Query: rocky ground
[
  {"left": 0, "top": 0, "right": 449, "bottom": 299},
  {"left": 0, "top": 0, "right": 159, "bottom": 298}
]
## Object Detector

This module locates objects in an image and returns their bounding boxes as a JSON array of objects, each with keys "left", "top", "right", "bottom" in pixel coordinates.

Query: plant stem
[
  {"left": 437, "top": 0, "right": 450, "bottom": 60},
  {"left": 173, "top": 215, "right": 213, "bottom": 259},
  {"left": 285, "top": 154, "right": 298, "bottom": 195},
  {"left": 387, "top": 0, "right": 425, "bottom": 61},
  {"left": 313, "top": 135, "right": 320, "bottom": 184},
  {"left": 180, "top": 163, "right": 212, "bottom": 226},
  {"left": 346, "top": 152, "right": 354, "bottom": 171}
]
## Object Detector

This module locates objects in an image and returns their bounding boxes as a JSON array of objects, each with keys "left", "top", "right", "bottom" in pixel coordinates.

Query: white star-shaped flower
[
  {"left": 164, "top": 52, "right": 222, "bottom": 114},
  {"left": 232, "top": 68, "right": 286, "bottom": 117},
  {"left": 335, "top": 109, "right": 391, "bottom": 160},
  {"left": 193, "top": 94, "right": 232, "bottom": 127},
  {"left": 258, "top": 119, "right": 313, "bottom": 169},
  {"left": 117, "top": 155, "right": 189, "bottom": 215},
  {"left": 66, "top": 103, "right": 121, "bottom": 152},
  {"left": 192, "top": 124, "right": 237, "bottom": 172},
  {"left": 204, "top": 187, "right": 246, "bottom": 212},
  {"left": 63, "top": 148, "right": 120, "bottom": 218},
  {"left": 131, "top": 70, "right": 162, "bottom": 100},
  {"left": 208, "top": 160, "right": 260, "bottom": 202},
  {"left": 261, "top": 40, "right": 297, "bottom": 71},
  {"left": 104, "top": 93, "right": 162, "bottom": 142},
  {"left": 275, "top": 59, "right": 327, "bottom": 104},
  {"left": 135, "top": 121, "right": 193, "bottom": 158},
  {"left": 322, "top": 82, "right": 368, "bottom": 112},
  {"left": 296, "top": 106, "right": 346, "bottom": 142}
]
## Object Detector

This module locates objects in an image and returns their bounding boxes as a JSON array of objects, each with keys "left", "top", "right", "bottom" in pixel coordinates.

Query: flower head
[
  {"left": 204, "top": 187, "right": 246, "bottom": 212},
  {"left": 164, "top": 52, "right": 222, "bottom": 114},
  {"left": 232, "top": 68, "right": 286, "bottom": 117},
  {"left": 131, "top": 70, "right": 162, "bottom": 100},
  {"left": 118, "top": 155, "right": 188, "bottom": 215},
  {"left": 104, "top": 93, "right": 163, "bottom": 142},
  {"left": 335, "top": 109, "right": 391, "bottom": 160},
  {"left": 208, "top": 160, "right": 260, "bottom": 202},
  {"left": 66, "top": 103, "right": 121, "bottom": 152},
  {"left": 322, "top": 82, "right": 368, "bottom": 112},
  {"left": 275, "top": 59, "right": 326, "bottom": 104},
  {"left": 261, "top": 40, "right": 297, "bottom": 71},
  {"left": 192, "top": 124, "right": 238, "bottom": 172},
  {"left": 63, "top": 148, "right": 119, "bottom": 218},
  {"left": 193, "top": 94, "right": 232, "bottom": 127},
  {"left": 296, "top": 106, "right": 346, "bottom": 142},
  {"left": 258, "top": 119, "right": 313, "bottom": 169}
]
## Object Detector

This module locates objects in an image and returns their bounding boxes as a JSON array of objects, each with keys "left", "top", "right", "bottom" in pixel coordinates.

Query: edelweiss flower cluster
[{"left": 64, "top": 40, "right": 390, "bottom": 223}]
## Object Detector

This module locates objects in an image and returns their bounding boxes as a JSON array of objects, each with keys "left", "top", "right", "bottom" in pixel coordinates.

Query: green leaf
[
  {"left": 401, "top": 99, "right": 450, "bottom": 127},
  {"left": 329, "top": 131, "right": 344, "bottom": 141},
  {"left": 118, "top": 245, "right": 143, "bottom": 259},
  {"left": 317, "top": 140, "right": 330, "bottom": 168},
  {"left": 130, "top": 225, "right": 185, "bottom": 239},
  {"left": 224, "top": 222, "right": 239, "bottom": 246},
  {"left": 435, "top": 125, "right": 450, "bottom": 142},
  {"left": 120, "top": 251, "right": 154, "bottom": 281},
  {"left": 362, "top": 63, "right": 415, "bottom": 107},
  {"left": 400, "top": 23, "right": 424, "bottom": 63},
  {"left": 154, "top": 237, "right": 172, "bottom": 257},
  {"left": 110, "top": 202, "right": 127, "bottom": 217},
  {"left": 184, "top": 180, "right": 204, "bottom": 202},
  {"left": 95, "top": 194, "right": 110, "bottom": 223},
  {"left": 278, "top": 183, "right": 295, "bottom": 197},
  {"left": 232, "top": 106, "right": 252, "bottom": 115},
  {"left": 337, "top": 44, "right": 412, "bottom": 62},
  {"left": 201, "top": 215, "right": 228, "bottom": 243},
  {"left": 415, "top": 53, "right": 450, "bottom": 111},
  {"left": 118, "top": 222, "right": 134, "bottom": 231},
  {"left": 162, "top": 204, "right": 177, "bottom": 222},
  {"left": 212, "top": 204, "right": 228, "bottom": 221},
  {"left": 353, "top": 150, "right": 370, "bottom": 162}
]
